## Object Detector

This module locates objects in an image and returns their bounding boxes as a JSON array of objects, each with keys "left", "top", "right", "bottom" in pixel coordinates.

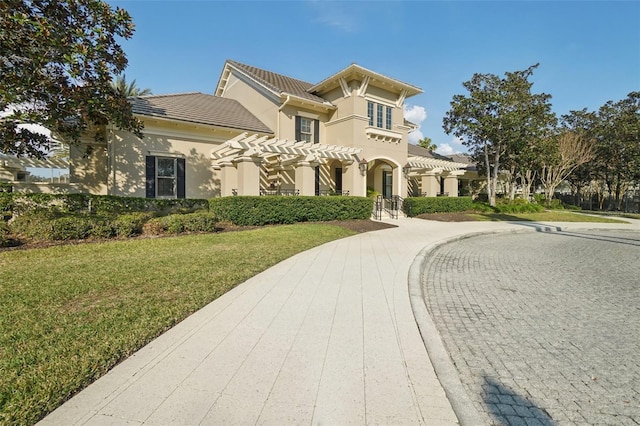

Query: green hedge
[
  {"left": 209, "top": 196, "right": 373, "bottom": 226},
  {"left": 143, "top": 211, "right": 218, "bottom": 235},
  {"left": 9, "top": 212, "right": 113, "bottom": 241},
  {"left": 8, "top": 194, "right": 208, "bottom": 216},
  {"left": 0, "top": 221, "right": 9, "bottom": 247},
  {"left": 403, "top": 197, "right": 474, "bottom": 217}
]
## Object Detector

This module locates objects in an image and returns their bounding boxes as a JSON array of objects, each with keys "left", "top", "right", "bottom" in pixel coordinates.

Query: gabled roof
[
  {"left": 130, "top": 92, "right": 272, "bottom": 134},
  {"left": 220, "top": 60, "right": 329, "bottom": 105}
]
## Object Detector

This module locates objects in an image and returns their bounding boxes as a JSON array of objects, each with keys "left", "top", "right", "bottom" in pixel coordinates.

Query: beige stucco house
[{"left": 6, "top": 60, "right": 471, "bottom": 199}]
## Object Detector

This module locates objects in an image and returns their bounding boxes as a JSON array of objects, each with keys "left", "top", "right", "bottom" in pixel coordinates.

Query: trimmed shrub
[
  {"left": 111, "top": 212, "right": 153, "bottom": 237},
  {"left": 403, "top": 197, "right": 474, "bottom": 217},
  {"left": 9, "top": 211, "right": 116, "bottom": 241},
  {"left": 209, "top": 196, "right": 373, "bottom": 226},
  {"left": 8, "top": 194, "right": 208, "bottom": 216},
  {"left": 0, "top": 221, "right": 9, "bottom": 247},
  {"left": 0, "top": 192, "right": 14, "bottom": 219},
  {"left": 143, "top": 211, "right": 218, "bottom": 235}
]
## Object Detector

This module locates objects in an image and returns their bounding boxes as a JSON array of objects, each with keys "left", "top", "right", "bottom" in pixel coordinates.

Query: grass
[
  {"left": 468, "top": 210, "right": 628, "bottom": 223},
  {"left": 0, "top": 224, "right": 355, "bottom": 425},
  {"left": 581, "top": 211, "right": 640, "bottom": 220}
]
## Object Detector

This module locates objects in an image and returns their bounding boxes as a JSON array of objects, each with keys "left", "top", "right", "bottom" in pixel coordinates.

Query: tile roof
[
  {"left": 407, "top": 143, "right": 454, "bottom": 161},
  {"left": 130, "top": 92, "right": 272, "bottom": 134},
  {"left": 227, "top": 60, "right": 328, "bottom": 104}
]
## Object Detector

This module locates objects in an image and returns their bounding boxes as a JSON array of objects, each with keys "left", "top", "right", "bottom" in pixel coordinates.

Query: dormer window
[{"left": 367, "top": 101, "right": 392, "bottom": 130}]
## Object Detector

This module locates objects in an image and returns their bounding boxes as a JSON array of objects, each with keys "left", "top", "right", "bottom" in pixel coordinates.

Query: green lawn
[
  {"left": 0, "top": 224, "right": 355, "bottom": 425},
  {"left": 469, "top": 210, "right": 628, "bottom": 223}
]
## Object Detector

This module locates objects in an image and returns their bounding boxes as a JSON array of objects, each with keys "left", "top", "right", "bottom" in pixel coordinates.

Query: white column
[
  {"left": 443, "top": 170, "right": 465, "bottom": 197},
  {"left": 234, "top": 156, "right": 261, "bottom": 196},
  {"left": 295, "top": 161, "right": 318, "bottom": 196},
  {"left": 218, "top": 161, "right": 237, "bottom": 196},
  {"left": 421, "top": 170, "right": 441, "bottom": 197}
]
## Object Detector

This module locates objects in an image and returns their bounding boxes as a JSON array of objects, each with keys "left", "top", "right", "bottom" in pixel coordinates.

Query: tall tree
[
  {"left": 593, "top": 92, "right": 640, "bottom": 209},
  {"left": 443, "top": 64, "right": 555, "bottom": 206},
  {"left": 417, "top": 136, "right": 437, "bottom": 152},
  {"left": 0, "top": 0, "right": 143, "bottom": 158},
  {"left": 538, "top": 131, "right": 595, "bottom": 205},
  {"left": 111, "top": 74, "right": 152, "bottom": 97}
]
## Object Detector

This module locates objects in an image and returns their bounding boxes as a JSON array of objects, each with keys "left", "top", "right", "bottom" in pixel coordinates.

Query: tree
[
  {"left": 443, "top": 64, "right": 555, "bottom": 206},
  {"left": 593, "top": 92, "right": 640, "bottom": 209},
  {"left": 111, "top": 74, "right": 152, "bottom": 97},
  {"left": 0, "top": 0, "right": 144, "bottom": 158},
  {"left": 417, "top": 137, "right": 437, "bottom": 152},
  {"left": 538, "top": 131, "right": 595, "bottom": 205}
]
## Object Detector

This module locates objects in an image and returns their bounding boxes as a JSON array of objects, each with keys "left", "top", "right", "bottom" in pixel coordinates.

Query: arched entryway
[{"left": 365, "top": 158, "right": 402, "bottom": 198}]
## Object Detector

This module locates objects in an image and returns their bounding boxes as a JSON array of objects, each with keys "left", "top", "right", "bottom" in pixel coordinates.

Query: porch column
[
  {"left": 342, "top": 160, "right": 366, "bottom": 197},
  {"left": 218, "top": 161, "right": 237, "bottom": 197},
  {"left": 443, "top": 170, "right": 465, "bottom": 197},
  {"left": 295, "top": 161, "right": 318, "bottom": 196},
  {"left": 421, "top": 170, "right": 441, "bottom": 197},
  {"left": 235, "top": 156, "right": 261, "bottom": 196}
]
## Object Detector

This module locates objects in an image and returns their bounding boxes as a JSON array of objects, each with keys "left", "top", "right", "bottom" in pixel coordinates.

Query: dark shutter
[
  {"left": 146, "top": 156, "right": 156, "bottom": 198},
  {"left": 295, "top": 116, "right": 301, "bottom": 141},
  {"left": 314, "top": 119, "right": 319, "bottom": 144},
  {"left": 315, "top": 166, "right": 320, "bottom": 196},
  {"left": 177, "top": 158, "right": 186, "bottom": 199},
  {"left": 335, "top": 167, "right": 342, "bottom": 192}
]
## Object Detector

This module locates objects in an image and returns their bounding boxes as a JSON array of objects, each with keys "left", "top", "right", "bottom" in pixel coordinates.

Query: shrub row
[
  {"left": 403, "top": 197, "right": 474, "bottom": 217},
  {"left": 210, "top": 196, "right": 373, "bottom": 226},
  {"left": 143, "top": 212, "right": 218, "bottom": 235},
  {"left": 2, "top": 193, "right": 209, "bottom": 217},
  {"left": 8, "top": 211, "right": 217, "bottom": 241}
]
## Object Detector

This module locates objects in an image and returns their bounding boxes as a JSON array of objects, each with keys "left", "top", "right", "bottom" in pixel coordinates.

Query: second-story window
[
  {"left": 386, "top": 106, "right": 392, "bottom": 130},
  {"left": 295, "top": 116, "right": 319, "bottom": 143},
  {"left": 367, "top": 101, "right": 393, "bottom": 130},
  {"left": 300, "top": 117, "right": 313, "bottom": 142}
]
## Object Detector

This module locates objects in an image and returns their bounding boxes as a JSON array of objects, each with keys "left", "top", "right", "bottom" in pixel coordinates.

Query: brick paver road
[{"left": 422, "top": 230, "right": 640, "bottom": 425}]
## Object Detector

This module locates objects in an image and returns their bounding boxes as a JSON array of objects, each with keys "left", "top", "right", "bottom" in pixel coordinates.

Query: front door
[{"left": 382, "top": 170, "right": 393, "bottom": 198}]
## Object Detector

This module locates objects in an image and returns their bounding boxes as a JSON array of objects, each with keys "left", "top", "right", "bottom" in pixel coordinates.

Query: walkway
[{"left": 40, "top": 216, "right": 640, "bottom": 425}]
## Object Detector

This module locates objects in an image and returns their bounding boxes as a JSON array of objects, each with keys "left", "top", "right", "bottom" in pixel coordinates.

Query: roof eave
[
  {"left": 135, "top": 113, "right": 273, "bottom": 136},
  {"left": 308, "top": 64, "right": 423, "bottom": 97}
]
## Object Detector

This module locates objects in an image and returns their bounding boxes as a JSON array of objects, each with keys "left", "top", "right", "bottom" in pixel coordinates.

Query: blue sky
[{"left": 107, "top": 0, "right": 639, "bottom": 155}]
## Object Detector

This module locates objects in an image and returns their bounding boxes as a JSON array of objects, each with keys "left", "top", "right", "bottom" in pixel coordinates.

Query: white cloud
[
  {"left": 308, "top": 1, "right": 357, "bottom": 33},
  {"left": 403, "top": 104, "right": 427, "bottom": 125},
  {"left": 435, "top": 143, "right": 455, "bottom": 155},
  {"left": 435, "top": 136, "right": 466, "bottom": 155},
  {"left": 404, "top": 104, "right": 428, "bottom": 145},
  {"left": 407, "top": 129, "right": 423, "bottom": 145}
]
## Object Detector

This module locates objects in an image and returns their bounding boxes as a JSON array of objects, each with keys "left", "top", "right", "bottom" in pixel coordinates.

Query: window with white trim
[
  {"left": 300, "top": 117, "right": 313, "bottom": 143},
  {"left": 367, "top": 101, "right": 393, "bottom": 130}
]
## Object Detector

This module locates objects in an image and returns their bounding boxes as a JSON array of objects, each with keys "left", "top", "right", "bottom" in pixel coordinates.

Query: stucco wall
[{"left": 109, "top": 120, "right": 243, "bottom": 199}]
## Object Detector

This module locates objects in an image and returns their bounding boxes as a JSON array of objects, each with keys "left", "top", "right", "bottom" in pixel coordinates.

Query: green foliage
[
  {"left": 111, "top": 74, "right": 152, "bottom": 97},
  {"left": 0, "top": 221, "right": 9, "bottom": 247},
  {"left": 9, "top": 211, "right": 113, "bottom": 240},
  {"left": 7, "top": 193, "right": 208, "bottom": 216},
  {"left": 209, "top": 196, "right": 373, "bottom": 226},
  {"left": 0, "top": 182, "right": 12, "bottom": 192},
  {"left": 143, "top": 211, "right": 218, "bottom": 235},
  {"left": 0, "top": 192, "right": 14, "bottom": 219},
  {"left": 0, "top": 0, "right": 143, "bottom": 157},
  {"left": 403, "top": 197, "right": 474, "bottom": 217},
  {"left": 366, "top": 187, "right": 380, "bottom": 198},
  {"left": 492, "top": 200, "right": 545, "bottom": 214},
  {"left": 111, "top": 212, "right": 153, "bottom": 237},
  {"left": 417, "top": 137, "right": 437, "bottom": 151}
]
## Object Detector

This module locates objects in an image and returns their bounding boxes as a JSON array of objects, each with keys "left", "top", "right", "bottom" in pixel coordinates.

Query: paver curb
[{"left": 407, "top": 222, "right": 640, "bottom": 426}]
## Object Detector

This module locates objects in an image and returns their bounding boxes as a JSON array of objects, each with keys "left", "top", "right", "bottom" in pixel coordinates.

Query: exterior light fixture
[
  {"left": 359, "top": 158, "right": 368, "bottom": 175},
  {"left": 402, "top": 165, "right": 411, "bottom": 177}
]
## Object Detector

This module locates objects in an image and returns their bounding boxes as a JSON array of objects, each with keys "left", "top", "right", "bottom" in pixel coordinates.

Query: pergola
[{"left": 210, "top": 133, "right": 362, "bottom": 168}]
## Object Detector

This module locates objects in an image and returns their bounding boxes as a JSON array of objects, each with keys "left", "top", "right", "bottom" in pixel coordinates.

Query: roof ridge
[
  {"left": 227, "top": 60, "right": 314, "bottom": 87},
  {"left": 133, "top": 92, "right": 204, "bottom": 99}
]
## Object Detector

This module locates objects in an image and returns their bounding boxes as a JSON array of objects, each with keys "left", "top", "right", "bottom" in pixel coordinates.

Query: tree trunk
[
  {"left": 484, "top": 142, "right": 495, "bottom": 207},
  {"left": 490, "top": 150, "right": 500, "bottom": 207}
]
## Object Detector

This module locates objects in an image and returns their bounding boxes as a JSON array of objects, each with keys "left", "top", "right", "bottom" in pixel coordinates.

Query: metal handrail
[
  {"left": 373, "top": 195, "right": 383, "bottom": 220},
  {"left": 317, "top": 190, "right": 350, "bottom": 196},
  {"left": 259, "top": 189, "right": 300, "bottom": 196}
]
